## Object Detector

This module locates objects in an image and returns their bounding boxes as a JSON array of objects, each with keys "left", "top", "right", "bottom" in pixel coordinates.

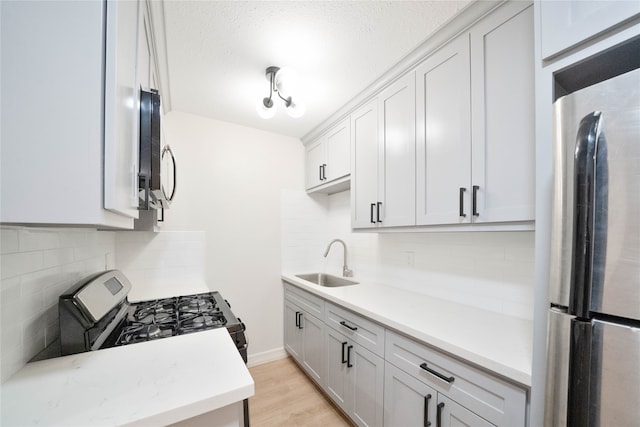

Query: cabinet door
[
  {"left": 470, "top": 4, "right": 535, "bottom": 223},
  {"left": 325, "top": 328, "right": 350, "bottom": 414},
  {"left": 384, "top": 362, "right": 438, "bottom": 427},
  {"left": 378, "top": 72, "right": 416, "bottom": 227},
  {"left": 1, "top": 1, "right": 135, "bottom": 228},
  {"left": 301, "top": 311, "right": 325, "bottom": 386},
  {"left": 305, "top": 138, "right": 326, "bottom": 189},
  {"left": 104, "top": 0, "right": 140, "bottom": 219},
  {"left": 351, "top": 100, "right": 380, "bottom": 228},
  {"left": 438, "top": 394, "right": 494, "bottom": 427},
  {"left": 138, "top": 2, "right": 152, "bottom": 92},
  {"left": 350, "top": 343, "right": 384, "bottom": 427},
  {"left": 325, "top": 118, "right": 351, "bottom": 181},
  {"left": 540, "top": 0, "right": 640, "bottom": 60},
  {"left": 415, "top": 34, "right": 471, "bottom": 225},
  {"left": 284, "top": 300, "right": 303, "bottom": 361}
]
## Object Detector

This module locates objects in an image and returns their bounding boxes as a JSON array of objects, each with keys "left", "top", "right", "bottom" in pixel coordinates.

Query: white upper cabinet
[
  {"left": 351, "top": 100, "right": 380, "bottom": 228},
  {"left": 351, "top": 73, "right": 416, "bottom": 229},
  {"left": 415, "top": 2, "right": 534, "bottom": 227},
  {"left": 305, "top": 117, "right": 350, "bottom": 192},
  {"left": 415, "top": 34, "right": 472, "bottom": 226},
  {"left": 138, "top": 4, "right": 152, "bottom": 92},
  {"left": 325, "top": 119, "right": 351, "bottom": 182},
  {"left": 104, "top": 0, "right": 141, "bottom": 220},
  {"left": 470, "top": 4, "right": 535, "bottom": 224},
  {"left": 378, "top": 73, "right": 416, "bottom": 227},
  {"left": 305, "top": 139, "right": 326, "bottom": 189},
  {"left": 0, "top": 0, "right": 139, "bottom": 228},
  {"left": 540, "top": 0, "right": 640, "bottom": 60}
]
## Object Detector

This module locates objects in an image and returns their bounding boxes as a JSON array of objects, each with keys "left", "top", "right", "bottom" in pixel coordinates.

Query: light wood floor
[{"left": 248, "top": 357, "right": 354, "bottom": 427}]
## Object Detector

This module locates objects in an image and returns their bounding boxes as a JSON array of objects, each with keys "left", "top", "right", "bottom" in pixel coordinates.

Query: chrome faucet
[{"left": 324, "top": 239, "right": 353, "bottom": 277}]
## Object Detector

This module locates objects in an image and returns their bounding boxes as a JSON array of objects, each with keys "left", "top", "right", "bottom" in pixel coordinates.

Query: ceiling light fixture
[{"left": 256, "top": 66, "right": 306, "bottom": 119}]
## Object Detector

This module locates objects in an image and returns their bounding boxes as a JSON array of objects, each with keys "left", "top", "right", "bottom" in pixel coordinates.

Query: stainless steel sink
[{"left": 295, "top": 273, "right": 359, "bottom": 287}]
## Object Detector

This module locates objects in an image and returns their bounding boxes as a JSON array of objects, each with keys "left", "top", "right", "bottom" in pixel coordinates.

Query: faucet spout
[{"left": 323, "top": 239, "right": 353, "bottom": 277}]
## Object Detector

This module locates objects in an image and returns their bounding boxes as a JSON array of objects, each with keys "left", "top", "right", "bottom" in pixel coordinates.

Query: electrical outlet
[{"left": 404, "top": 251, "right": 414, "bottom": 268}]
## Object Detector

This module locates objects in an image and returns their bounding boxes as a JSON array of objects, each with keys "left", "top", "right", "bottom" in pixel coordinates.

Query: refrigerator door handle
[
  {"left": 570, "top": 111, "right": 603, "bottom": 318},
  {"left": 567, "top": 318, "right": 593, "bottom": 427}
]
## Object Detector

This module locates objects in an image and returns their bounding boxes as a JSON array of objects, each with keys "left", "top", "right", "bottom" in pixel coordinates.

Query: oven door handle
[{"left": 237, "top": 317, "right": 246, "bottom": 331}]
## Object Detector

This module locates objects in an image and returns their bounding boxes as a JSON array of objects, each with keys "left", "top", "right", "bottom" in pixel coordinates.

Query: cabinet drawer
[
  {"left": 283, "top": 283, "right": 324, "bottom": 319},
  {"left": 325, "top": 302, "right": 385, "bottom": 357},
  {"left": 385, "top": 330, "right": 526, "bottom": 427}
]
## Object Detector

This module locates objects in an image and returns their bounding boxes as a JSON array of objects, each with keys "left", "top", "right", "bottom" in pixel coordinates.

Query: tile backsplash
[
  {"left": 1, "top": 227, "right": 115, "bottom": 382},
  {"left": 282, "top": 189, "right": 535, "bottom": 320},
  {"left": 114, "top": 231, "right": 206, "bottom": 283},
  {"left": 0, "top": 228, "right": 206, "bottom": 383}
]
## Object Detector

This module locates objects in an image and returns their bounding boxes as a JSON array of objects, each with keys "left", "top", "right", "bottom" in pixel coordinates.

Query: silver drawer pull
[{"left": 419, "top": 362, "right": 455, "bottom": 384}]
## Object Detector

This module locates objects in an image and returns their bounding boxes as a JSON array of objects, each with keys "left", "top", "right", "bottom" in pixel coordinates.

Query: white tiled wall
[
  {"left": 280, "top": 189, "right": 330, "bottom": 272},
  {"left": 282, "top": 190, "right": 535, "bottom": 320},
  {"left": 0, "top": 227, "right": 115, "bottom": 382},
  {"left": 113, "top": 231, "right": 206, "bottom": 284}
]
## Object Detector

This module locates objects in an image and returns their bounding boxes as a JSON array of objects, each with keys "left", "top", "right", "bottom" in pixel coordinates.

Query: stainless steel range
[{"left": 57, "top": 270, "right": 247, "bottom": 363}]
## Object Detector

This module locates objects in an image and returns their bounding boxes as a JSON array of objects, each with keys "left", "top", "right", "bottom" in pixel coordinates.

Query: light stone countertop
[
  {"left": 282, "top": 272, "right": 533, "bottom": 387},
  {"left": 1, "top": 277, "right": 253, "bottom": 427},
  {"left": 1, "top": 328, "right": 254, "bottom": 427}
]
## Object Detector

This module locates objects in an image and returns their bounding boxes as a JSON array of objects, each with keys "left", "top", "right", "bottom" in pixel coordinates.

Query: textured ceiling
[{"left": 163, "top": 1, "right": 472, "bottom": 138}]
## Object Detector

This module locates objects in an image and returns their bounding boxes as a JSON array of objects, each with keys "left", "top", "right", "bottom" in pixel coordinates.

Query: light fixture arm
[
  {"left": 257, "top": 65, "right": 304, "bottom": 118},
  {"left": 262, "top": 68, "right": 276, "bottom": 108},
  {"left": 276, "top": 91, "right": 292, "bottom": 107}
]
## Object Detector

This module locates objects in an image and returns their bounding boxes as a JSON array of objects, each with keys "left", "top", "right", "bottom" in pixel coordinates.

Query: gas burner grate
[
  {"left": 130, "top": 297, "right": 178, "bottom": 325},
  {"left": 177, "top": 294, "right": 219, "bottom": 315},
  {"left": 116, "top": 323, "right": 176, "bottom": 345},
  {"left": 178, "top": 312, "right": 227, "bottom": 334}
]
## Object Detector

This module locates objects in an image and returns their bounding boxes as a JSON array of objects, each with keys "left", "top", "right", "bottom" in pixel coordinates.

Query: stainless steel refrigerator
[{"left": 546, "top": 67, "right": 640, "bottom": 426}]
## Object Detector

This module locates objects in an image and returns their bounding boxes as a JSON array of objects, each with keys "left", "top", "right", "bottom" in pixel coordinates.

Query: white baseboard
[{"left": 247, "top": 347, "right": 288, "bottom": 368}]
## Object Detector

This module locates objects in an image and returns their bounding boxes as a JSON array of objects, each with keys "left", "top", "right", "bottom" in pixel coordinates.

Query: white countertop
[
  {"left": 282, "top": 273, "right": 532, "bottom": 387},
  {"left": 1, "top": 328, "right": 254, "bottom": 426}
]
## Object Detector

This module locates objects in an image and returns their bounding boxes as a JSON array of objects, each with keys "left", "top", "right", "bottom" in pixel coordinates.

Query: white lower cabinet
[
  {"left": 438, "top": 394, "right": 493, "bottom": 427},
  {"left": 284, "top": 300, "right": 303, "bottom": 360},
  {"left": 385, "top": 330, "right": 526, "bottom": 427},
  {"left": 325, "top": 328, "right": 384, "bottom": 427},
  {"left": 282, "top": 284, "right": 527, "bottom": 427},
  {"left": 384, "top": 362, "right": 492, "bottom": 427},
  {"left": 284, "top": 298, "right": 325, "bottom": 385}
]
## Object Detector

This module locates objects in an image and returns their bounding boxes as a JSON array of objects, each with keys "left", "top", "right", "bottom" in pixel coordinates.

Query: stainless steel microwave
[{"left": 139, "top": 89, "right": 175, "bottom": 210}]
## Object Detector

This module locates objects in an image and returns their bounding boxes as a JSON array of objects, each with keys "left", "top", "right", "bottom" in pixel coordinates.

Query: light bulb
[
  {"left": 286, "top": 99, "right": 306, "bottom": 118},
  {"left": 274, "top": 67, "right": 298, "bottom": 98},
  {"left": 256, "top": 97, "right": 276, "bottom": 119}
]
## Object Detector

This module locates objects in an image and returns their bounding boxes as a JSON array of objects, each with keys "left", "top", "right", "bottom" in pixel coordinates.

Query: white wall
[
  {"left": 0, "top": 227, "right": 115, "bottom": 382},
  {"left": 160, "top": 111, "right": 305, "bottom": 364},
  {"left": 282, "top": 190, "right": 535, "bottom": 320}
]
